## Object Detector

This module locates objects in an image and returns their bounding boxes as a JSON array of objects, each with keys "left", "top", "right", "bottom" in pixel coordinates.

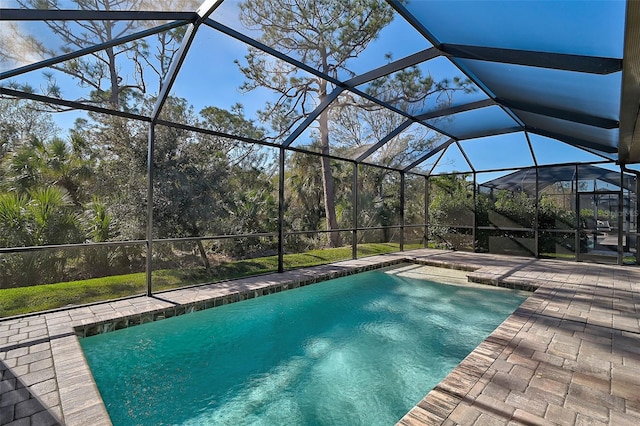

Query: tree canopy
[{"left": 237, "top": 0, "right": 470, "bottom": 246}]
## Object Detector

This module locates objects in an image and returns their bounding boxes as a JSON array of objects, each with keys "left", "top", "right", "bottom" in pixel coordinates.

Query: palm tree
[
  {"left": 3, "top": 136, "right": 94, "bottom": 205},
  {"left": 0, "top": 186, "right": 82, "bottom": 288}
]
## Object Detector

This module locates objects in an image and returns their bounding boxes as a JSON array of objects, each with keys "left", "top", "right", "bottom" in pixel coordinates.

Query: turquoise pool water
[{"left": 81, "top": 266, "right": 528, "bottom": 425}]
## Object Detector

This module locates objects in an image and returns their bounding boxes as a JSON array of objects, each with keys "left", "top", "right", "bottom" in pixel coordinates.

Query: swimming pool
[{"left": 80, "top": 265, "right": 528, "bottom": 425}]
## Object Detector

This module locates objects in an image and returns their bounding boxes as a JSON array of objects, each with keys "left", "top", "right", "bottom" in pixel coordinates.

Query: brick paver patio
[
  {"left": 397, "top": 251, "right": 640, "bottom": 426},
  {"left": 1, "top": 249, "right": 639, "bottom": 425}
]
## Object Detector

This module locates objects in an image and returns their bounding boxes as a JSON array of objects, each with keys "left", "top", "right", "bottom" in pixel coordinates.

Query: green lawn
[{"left": 0, "top": 243, "right": 422, "bottom": 318}]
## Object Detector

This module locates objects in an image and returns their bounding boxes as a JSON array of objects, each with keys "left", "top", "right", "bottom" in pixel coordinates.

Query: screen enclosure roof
[
  {"left": 2, "top": 0, "right": 640, "bottom": 175},
  {"left": 479, "top": 164, "right": 637, "bottom": 196}
]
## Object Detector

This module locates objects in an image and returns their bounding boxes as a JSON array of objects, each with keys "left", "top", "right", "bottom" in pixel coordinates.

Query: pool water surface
[{"left": 80, "top": 265, "right": 528, "bottom": 425}]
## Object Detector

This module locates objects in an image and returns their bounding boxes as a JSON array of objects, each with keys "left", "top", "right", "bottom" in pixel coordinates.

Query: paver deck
[{"left": 1, "top": 249, "right": 639, "bottom": 425}]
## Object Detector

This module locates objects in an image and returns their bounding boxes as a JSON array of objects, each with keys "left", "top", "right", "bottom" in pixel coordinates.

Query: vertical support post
[
  {"left": 424, "top": 175, "right": 429, "bottom": 248},
  {"left": 625, "top": 187, "right": 631, "bottom": 254},
  {"left": 145, "top": 123, "right": 155, "bottom": 297},
  {"left": 525, "top": 132, "right": 539, "bottom": 257},
  {"left": 627, "top": 186, "right": 631, "bottom": 261},
  {"left": 472, "top": 172, "right": 477, "bottom": 252},
  {"left": 575, "top": 165, "right": 581, "bottom": 262},
  {"left": 534, "top": 167, "right": 540, "bottom": 258},
  {"left": 352, "top": 162, "right": 358, "bottom": 259},
  {"left": 400, "top": 172, "right": 405, "bottom": 252},
  {"left": 278, "top": 148, "right": 285, "bottom": 273},
  {"left": 636, "top": 174, "right": 640, "bottom": 265},
  {"left": 618, "top": 165, "right": 625, "bottom": 265}
]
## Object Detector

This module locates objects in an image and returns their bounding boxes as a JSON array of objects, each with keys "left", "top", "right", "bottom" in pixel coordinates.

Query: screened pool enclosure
[{"left": 2, "top": 0, "right": 640, "bottom": 308}]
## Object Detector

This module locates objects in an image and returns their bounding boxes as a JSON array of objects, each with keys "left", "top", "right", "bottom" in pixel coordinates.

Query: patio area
[{"left": 1, "top": 249, "right": 639, "bottom": 426}]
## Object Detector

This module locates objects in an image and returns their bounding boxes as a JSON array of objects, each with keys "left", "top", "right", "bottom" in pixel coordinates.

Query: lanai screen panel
[
  {"left": 213, "top": 0, "right": 436, "bottom": 81},
  {"left": 396, "top": 0, "right": 625, "bottom": 162},
  {"left": 356, "top": 56, "right": 489, "bottom": 117},
  {"left": 481, "top": 165, "right": 635, "bottom": 195},
  {"left": 2, "top": 21, "right": 190, "bottom": 115},
  {"left": 423, "top": 105, "right": 520, "bottom": 141},
  {"left": 361, "top": 123, "right": 447, "bottom": 170},
  {"left": 401, "top": 0, "right": 624, "bottom": 56},
  {"left": 455, "top": 59, "right": 622, "bottom": 122}
]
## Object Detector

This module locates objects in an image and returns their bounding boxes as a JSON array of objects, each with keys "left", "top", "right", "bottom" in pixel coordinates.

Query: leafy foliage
[{"left": 236, "top": 0, "right": 470, "bottom": 247}]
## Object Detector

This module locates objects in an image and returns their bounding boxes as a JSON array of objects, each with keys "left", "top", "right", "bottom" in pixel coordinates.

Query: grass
[
  {"left": 537, "top": 252, "right": 638, "bottom": 267},
  {"left": 0, "top": 243, "right": 422, "bottom": 318},
  {"left": 540, "top": 252, "right": 576, "bottom": 260}
]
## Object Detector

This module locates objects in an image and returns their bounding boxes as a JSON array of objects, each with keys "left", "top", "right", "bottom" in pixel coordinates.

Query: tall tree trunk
[
  {"left": 104, "top": 15, "right": 120, "bottom": 108},
  {"left": 189, "top": 224, "right": 211, "bottom": 269},
  {"left": 195, "top": 240, "right": 211, "bottom": 270},
  {"left": 318, "top": 103, "right": 341, "bottom": 248},
  {"left": 107, "top": 46, "right": 120, "bottom": 107}
]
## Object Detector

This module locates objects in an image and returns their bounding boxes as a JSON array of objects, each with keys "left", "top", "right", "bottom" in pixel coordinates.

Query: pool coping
[{"left": 3, "top": 249, "right": 638, "bottom": 425}]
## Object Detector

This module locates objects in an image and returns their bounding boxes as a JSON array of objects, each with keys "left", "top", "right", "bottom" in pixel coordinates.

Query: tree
[
  {"left": 0, "top": 97, "right": 59, "bottom": 158},
  {"left": 283, "top": 150, "right": 353, "bottom": 250},
  {"left": 199, "top": 104, "right": 268, "bottom": 168},
  {"left": 285, "top": 151, "right": 325, "bottom": 233},
  {"left": 81, "top": 196, "right": 118, "bottom": 277},
  {"left": 237, "top": 0, "right": 470, "bottom": 246},
  {"left": 2, "top": 136, "right": 94, "bottom": 205},
  {"left": 72, "top": 111, "right": 149, "bottom": 243},
  {"left": 356, "top": 164, "right": 401, "bottom": 242},
  {"left": 199, "top": 104, "right": 279, "bottom": 259},
  {"left": 428, "top": 174, "right": 474, "bottom": 249},
  {"left": 221, "top": 166, "right": 279, "bottom": 257},
  {"left": 0, "top": 186, "right": 83, "bottom": 287},
  {"left": 3, "top": 0, "right": 197, "bottom": 108},
  {"left": 236, "top": 0, "right": 393, "bottom": 247},
  {"left": 152, "top": 120, "right": 228, "bottom": 269}
]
